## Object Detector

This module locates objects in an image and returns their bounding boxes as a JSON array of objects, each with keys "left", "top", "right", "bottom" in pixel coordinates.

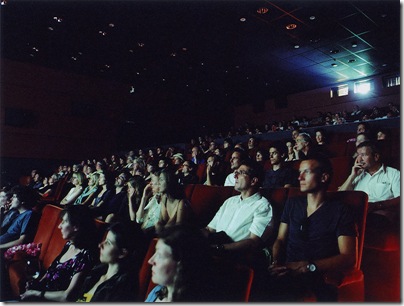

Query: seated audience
[
  {"left": 20, "top": 205, "right": 98, "bottom": 302},
  {"left": 255, "top": 149, "right": 269, "bottom": 169},
  {"left": 267, "top": 155, "right": 357, "bottom": 301},
  {"left": 37, "top": 174, "right": 59, "bottom": 198},
  {"left": 190, "top": 146, "right": 205, "bottom": 165},
  {"left": 155, "top": 169, "right": 191, "bottom": 233},
  {"left": 0, "top": 186, "right": 38, "bottom": 249},
  {"left": 74, "top": 172, "right": 100, "bottom": 206},
  {"left": 263, "top": 142, "right": 299, "bottom": 189},
  {"left": 145, "top": 224, "right": 216, "bottom": 302},
  {"left": 202, "top": 160, "right": 273, "bottom": 261},
  {"left": 77, "top": 222, "right": 145, "bottom": 302},
  {"left": 89, "top": 172, "right": 114, "bottom": 214},
  {"left": 59, "top": 172, "right": 85, "bottom": 206},
  {"left": 106, "top": 176, "right": 146, "bottom": 224}
]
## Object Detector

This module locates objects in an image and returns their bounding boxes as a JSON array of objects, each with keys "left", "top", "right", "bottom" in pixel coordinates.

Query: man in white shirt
[
  {"left": 202, "top": 160, "right": 273, "bottom": 254},
  {"left": 223, "top": 148, "right": 249, "bottom": 186},
  {"left": 339, "top": 141, "right": 400, "bottom": 226}
]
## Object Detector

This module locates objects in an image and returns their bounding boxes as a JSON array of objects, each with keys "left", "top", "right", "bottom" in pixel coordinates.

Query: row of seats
[{"left": 7, "top": 184, "right": 370, "bottom": 302}]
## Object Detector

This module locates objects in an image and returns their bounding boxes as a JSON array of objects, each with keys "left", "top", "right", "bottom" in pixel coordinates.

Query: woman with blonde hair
[
  {"left": 60, "top": 172, "right": 85, "bottom": 206},
  {"left": 74, "top": 172, "right": 100, "bottom": 206}
]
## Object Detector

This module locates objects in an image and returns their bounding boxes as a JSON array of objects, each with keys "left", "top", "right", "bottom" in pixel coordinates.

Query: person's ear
[
  {"left": 374, "top": 153, "right": 380, "bottom": 162},
  {"left": 321, "top": 173, "right": 330, "bottom": 184},
  {"left": 119, "top": 248, "right": 128, "bottom": 259},
  {"left": 251, "top": 177, "right": 259, "bottom": 186}
]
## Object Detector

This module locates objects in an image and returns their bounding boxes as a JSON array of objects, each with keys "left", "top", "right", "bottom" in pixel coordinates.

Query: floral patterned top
[{"left": 36, "top": 241, "right": 94, "bottom": 291}]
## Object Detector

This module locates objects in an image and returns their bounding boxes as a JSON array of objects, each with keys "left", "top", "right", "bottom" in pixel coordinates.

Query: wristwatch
[{"left": 306, "top": 262, "right": 317, "bottom": 272}]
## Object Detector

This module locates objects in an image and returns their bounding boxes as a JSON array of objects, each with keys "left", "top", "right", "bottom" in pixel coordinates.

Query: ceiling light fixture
[
  {"left": 1, "top": 0, "right": 8, "bottom": 5},
  {"left": 257, "top": 7, "right": 268, "bottom": 14},
  {"left": 286, "top": 23, "right": 297, "bottom": 30},
  {"left": 109, "top": 23, "right": 115, "bottom": 28},
  {"left": 331, "top": 63, "right": 338, "bottom": 67},
  {"left": 138, "top": 42, "right": 145, "bottom": 47},
  {"left": 294, "top": 44, "right": 300, "bottom": 49},
  {"left": 240, "top": 17, "right": 246, "bottom": 22},
  {"left": 309, "top": 16, "right": 316, "bottom": 20},
  {"left": 348, "top": 59, "right": 356, "bottom": 63},
  {"left": 48, "top": 27, "right": 54, "bottom": 31},
  {"left": 351, "top": 42, "right": 358, "bottom": 48},
  {"left": 330, "top": 49, "right": 340, "bottom": 54}
]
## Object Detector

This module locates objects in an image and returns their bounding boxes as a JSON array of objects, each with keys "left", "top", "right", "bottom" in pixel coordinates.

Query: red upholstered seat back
[
  {"left": 138, "top": 238, "right": 158, "bottom": 300},
  {"left": 189, "top": 184, "right": 235, "bottom": 228}
]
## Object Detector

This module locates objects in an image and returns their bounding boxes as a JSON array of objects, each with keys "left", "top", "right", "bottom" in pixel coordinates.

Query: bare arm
[
  {"left": 175, "top": 199, "right": 186, "bottom": 224},
  {"left": 338, "top": 156, "right": 363, "bottom": 191},
  {"left": 21, "top": 271, "right": 86, "bottom": 302},
  {"left": 135, "top": 184, "right": 153, "bottom": 223},
  {"left": 0, "top": 234, "right": 27, "bottom": 249},
  {"left": 60, "top": 187, "right": 83, "bottom": 205},
  {"left": 221, "top": 233, "right": 262, "bottom": 252},
  {"left": 205, "top": 164, "right": 213, "bottom": 186}
]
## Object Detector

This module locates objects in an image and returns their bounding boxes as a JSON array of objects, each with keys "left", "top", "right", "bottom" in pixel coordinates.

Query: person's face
[
  {"left": 192, "top": 147, "right": 199, "bottom": 157},
  {"left": 96, "top": 162, "right": 102, "bottom": 171},
  {"left": 71, "top": 174, "right": 79, "bottom": 186},
  {"left": 158, "top": 173, "right": 168, "bottom": 193},
  {"left": 72, "top": 165, "right": 78, "bottom": 172},
  {"left": 147, "top": 164, "right": 154, "bottom": 173},
  {"left": 357, "top": 124, "right": 366, "bottom": 134},
  {"left": 182, "top": 162, "right": 191, "bottom": 174},
  {"left": 295, "top": 136, "right": 304, "bottom": 151},
  {"left": 150, "top": 175, "right": 160, "bottom": 194},
  {"left": 43, "top": 177, "right": 48, "bottom": 185},
  {"left": 223, "top": 141, "right": 229, "bottom": 149},
  {"left": 248, "top": 138, "right": 255, "bottom": 148},
  {"left": 315, "top": 131, "right": 324, "bottom": 143},
  {"left": 234, "top": 165, "right": 253, "bottom": 192},
  {"left": 207, "top": 156, "right": 216, "bottom": 167},
  {"left": 99, "top": 173, "right": 106, "bottom": 186},
  {"left": 286, "top": 142, "right": 293, "bottom": 153},
  {"left": 115, "top": 173, "right": 126, "bottom": 187},
  {"left": 148, "top": 239, "right": 177, "bottom": 287},
  {"left": 269, "top": 147, "right": 282, "bottom": 165},
  {"left": 209, "top": 142, "right": 216, "bottom": 150},
  {"left": 173, "top": 157, "right": 182, "bottom": 165},
  {"left": 230, "top": 152, "right": 241, "bottom": 170},
  {"left": 10, "top": 194, "right": 22, "bottom": 209},
  {"left": 356, "top": 146, "right": 378, "bottom": 170},
  {"left": 377, "top": 131, "right": 386, "bottom": 140},
  {"left": 292, "top": 130, "right": 299, "bottom": 140},
  {"left": 58, "top": 213, "right": 77, "bottom": 240},
  {"left": 256, "top": 151, "right": 263, "bottom": 162},
  {"left": 355, "top": 134, "right": 367, "bottom": 147},
  {"left": 86, "top": 166, "right": 93, "bottom": 174},
  {"left": 158, "top": 159, "right": 166, "bottom": 168},
  {"left": 0, "top": 191, "right": 8, "bottom": 207},
  {"left": 99, "top": 231, "right": 121, "bottom": 264},
  {"left": 149, "top": 150, "right": 154, "bottom": 156},
  {"left": 298, "top": 160, "right": 323, "bottom": 193}
]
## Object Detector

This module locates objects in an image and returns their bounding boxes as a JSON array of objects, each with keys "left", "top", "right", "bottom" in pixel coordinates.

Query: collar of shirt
[{"left": 237, "top": 192, "right": 261, "bottom": 205}]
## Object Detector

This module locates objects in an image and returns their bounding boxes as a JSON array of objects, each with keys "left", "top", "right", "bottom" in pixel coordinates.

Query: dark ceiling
[{"left": 1, "top": 0, "right": 401, "bottom": 107}]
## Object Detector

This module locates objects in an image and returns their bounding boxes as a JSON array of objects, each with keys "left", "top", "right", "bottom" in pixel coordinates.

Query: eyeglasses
[{"left": 234, "top": 170, "right": 250, "bottom": 176}]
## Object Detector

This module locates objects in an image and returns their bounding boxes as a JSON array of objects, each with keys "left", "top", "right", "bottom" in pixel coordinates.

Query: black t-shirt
[{"left": 281, "top": 196, "right": 357, "bottom": 262}]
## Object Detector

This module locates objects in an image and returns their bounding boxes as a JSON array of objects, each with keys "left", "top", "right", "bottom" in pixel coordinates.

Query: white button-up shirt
[{"left": 208, "top": 192, "right": 273, "bottom": 242}]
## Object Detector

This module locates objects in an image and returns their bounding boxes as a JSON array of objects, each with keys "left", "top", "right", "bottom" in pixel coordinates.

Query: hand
[
  {"left": 142, "top": 183, "right": 153, "bottom": 198},
  {"left": 352, "top": 156, "right": 364, "bottom": 176},
  {"left": 268, "top": 262, "right": 289, "bottom": 277},
  {"left": 20, "top": 289, "right": 40, "bottom": 300}
]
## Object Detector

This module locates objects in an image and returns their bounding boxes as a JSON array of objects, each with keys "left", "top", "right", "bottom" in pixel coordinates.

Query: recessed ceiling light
[
  {"left": 170, "top": 53, "right": 177, "bottom": 57},
  {"left": 351, "top": 42, "right": 358, "bottom": 48},
  {"left": 1, "top": 0, "right": 8, "bottom": 5},
  {"left": 286, "top": 24, "right": 297, "bottom": 30},
  {"left": 71, "top": 57, "right": 77, "bottom": 61},
  {"left": 138, "top": 42, "right": 145, "bottom": 47},
  {"left": 48, "top": 27, "right": 54, "bottom": 31},
  {"left": 309, "top": 16, "right": 316, "bottom": 20},
  {"left": 99, "top": 31, "right": 107, "bottom": 36},
  {"left": 331, "top": 63, "right": 338, "bottom": 67},
  {"left": 330, "top": 49, "right": 340, "bottom": 54},
  {"left": 348, "top": 59, "right": 356, "bottom": 63},
  {"left": 109, "top": 23, "right": 115, "bottom": 28},
  {"left": 257, "top": 7, "right": 268, "bottom": 14},
  {"left": 294, "top": 44, "right": 300, "bottom": 49},
  {"left": 105, "top": 64, "right": 110, "bottom": 68},
  {"left": 182, "top": 47, "right": 187, "bottom": 51},
  {"left": 129, "top": 49, "right": 134, "bottom": 53},
  {"left": 240, "top": 17, "right": 246, "bottom": 22}
]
